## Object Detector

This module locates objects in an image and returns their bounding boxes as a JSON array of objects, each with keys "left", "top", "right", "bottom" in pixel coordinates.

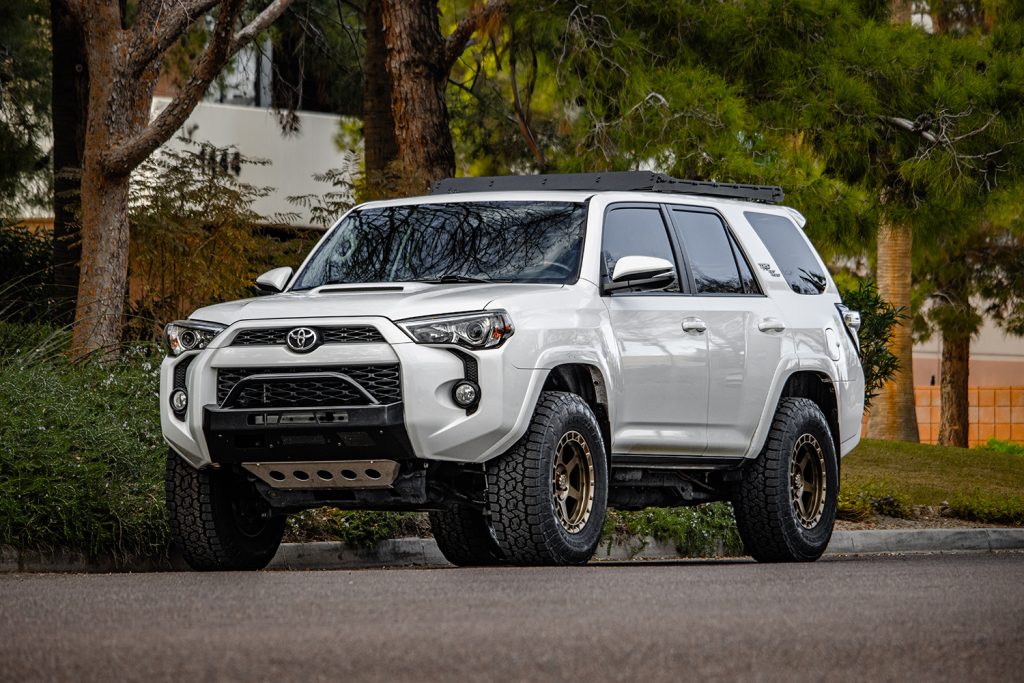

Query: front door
[{"left": 601, "top": 204, "right": 709, "bottom": 457}]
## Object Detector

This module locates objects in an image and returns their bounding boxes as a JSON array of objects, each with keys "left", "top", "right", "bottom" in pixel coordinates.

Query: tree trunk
[
  {"left": 890, "top": 0, "right": 912, "bottom": 24},
  {"left": 380, "top": 0, "right": 455, "bottom": 194},
  {"left": 362, "top": 0, "right": 398, "bottom": 194},
  {"left": 867, "top": 220, "right": 920, "bottom": 441},
  {"left": 50, "top": 0, "right": 89, "bottom": 322},
  {"left": 70, "top": 8, "right": 139, "bottom": 358},
  {"left": 937, "top": 333, "right": 970, "bottom": 447}
]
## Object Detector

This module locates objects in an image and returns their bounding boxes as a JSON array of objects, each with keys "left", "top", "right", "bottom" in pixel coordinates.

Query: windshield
[{"left": 292, "top": 201, "right": 587, "bottom": 290}]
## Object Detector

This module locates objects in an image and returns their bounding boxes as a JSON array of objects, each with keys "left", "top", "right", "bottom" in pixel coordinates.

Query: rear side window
[
  {"left": 601, "top": 206, "right": 680, "bottom": 293},
  {"left": 744, "top": 212, "right": 827, "bottom": 295},
  {"left": 669, "top": 209, "right": 758, "bottom": 295}
]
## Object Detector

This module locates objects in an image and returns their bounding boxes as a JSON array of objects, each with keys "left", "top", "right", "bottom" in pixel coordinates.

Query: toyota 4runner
[{"left": 160, "top": 172, "right": 864, "bottom": 570}]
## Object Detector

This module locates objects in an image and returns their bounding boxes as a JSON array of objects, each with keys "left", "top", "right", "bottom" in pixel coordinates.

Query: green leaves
[{"left": 838, "top": 279, "right": 905, "bottom": 408}]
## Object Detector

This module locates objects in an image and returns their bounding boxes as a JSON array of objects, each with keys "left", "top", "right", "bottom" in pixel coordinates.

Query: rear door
[{"left": 666, "top": 207, "right": 785, "bottom": 456}]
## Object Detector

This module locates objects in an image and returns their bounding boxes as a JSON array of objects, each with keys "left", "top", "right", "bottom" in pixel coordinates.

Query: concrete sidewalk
[{"left": 3, "top": 528, "right": 1022, "bottom": 573}]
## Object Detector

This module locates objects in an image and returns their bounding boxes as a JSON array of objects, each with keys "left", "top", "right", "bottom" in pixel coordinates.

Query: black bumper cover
[{"left": 203, "top": 402, "right": 414, "bottom": 464}]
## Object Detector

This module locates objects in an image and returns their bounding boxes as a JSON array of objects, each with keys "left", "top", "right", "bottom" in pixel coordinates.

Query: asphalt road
[{"left": 1, "top": 552, "right": 1022, "bottom": 682}]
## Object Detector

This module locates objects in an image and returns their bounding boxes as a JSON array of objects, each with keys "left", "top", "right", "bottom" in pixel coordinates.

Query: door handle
[
  {"left": 758, "top": 318, "right": 786, "bottom": 333},
  {"left": 681, "top": 318, "right": 707, "bottom": 334}
]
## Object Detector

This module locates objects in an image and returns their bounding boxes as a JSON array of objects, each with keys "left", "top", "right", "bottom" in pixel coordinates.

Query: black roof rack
[{"left": 430, "top": 171, "right": 784, "bottom": 204}]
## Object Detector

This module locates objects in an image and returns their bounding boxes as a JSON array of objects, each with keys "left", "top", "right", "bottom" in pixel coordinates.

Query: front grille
[
  {"left": 231, "top": 326, "right": 385, "bottom": 346},
  {"left": 217, "top": 364, "right": 401, "bottom": 408}
]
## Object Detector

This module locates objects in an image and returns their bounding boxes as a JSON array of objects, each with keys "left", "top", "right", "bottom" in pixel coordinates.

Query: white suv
[{"left": 160, "top": 172, "right": 864, "bottom": 570}]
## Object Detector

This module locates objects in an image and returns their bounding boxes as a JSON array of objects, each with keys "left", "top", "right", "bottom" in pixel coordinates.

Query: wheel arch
[
  {"left": 540, "top": 363, "right": 611, "bottom": 463},
  {"left": 778, "top": 371, "right": 841, "bottom": 466}
]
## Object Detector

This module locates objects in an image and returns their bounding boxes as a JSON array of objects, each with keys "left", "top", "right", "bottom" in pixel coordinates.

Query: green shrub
[
  {"left": 837, "top": 490, "right": 873, "bottom": 521},
  {"left": 981, "top": 439, "right": 1024, "bottom": 456},
  {"left": 0, "top": 226, "right": 52, "bottom": 322},
  {"left": 948, "top": 493, "right": 1024, "bottom": 526},
  {"left": 836, "top": 279, "right": 905, "bottom": 409},
  {"left": 838, "top": 483, "right": 913, "bottom": 519},
  {"left": 0, "top": 340, "right": 169, "bottom": 558},
  {"left": 286, "top": 508, "right": 428, "bottom": 547},
  {"left": 602, "top": 503, "right": 744, "bottom": 557}
]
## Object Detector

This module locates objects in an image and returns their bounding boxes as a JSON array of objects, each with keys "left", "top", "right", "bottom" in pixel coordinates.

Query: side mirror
[
  {"left": 256, "top": 267, "right": 294, "bottom": 293},
  {"left": 607, "top": 255, "right": 676, "bottom": 291}
]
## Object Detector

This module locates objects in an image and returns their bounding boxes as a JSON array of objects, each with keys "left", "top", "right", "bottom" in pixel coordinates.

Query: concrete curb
[{"left": 3, "top": 528, "right": 1023, "bottom": 573}]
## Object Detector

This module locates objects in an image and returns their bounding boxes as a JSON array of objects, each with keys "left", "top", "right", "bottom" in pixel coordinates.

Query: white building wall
[{"left": 151, "top": 97, "right": 357, "bottom": 228}]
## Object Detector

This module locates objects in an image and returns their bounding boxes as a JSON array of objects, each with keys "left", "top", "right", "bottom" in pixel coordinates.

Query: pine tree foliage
[{"left": 0, "top": 0, "right": 51, "bottom": 215}]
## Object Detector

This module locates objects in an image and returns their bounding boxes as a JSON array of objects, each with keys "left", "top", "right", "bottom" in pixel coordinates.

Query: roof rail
[{"left": 430, "top": 171, "right": 784, "bottom": 204}]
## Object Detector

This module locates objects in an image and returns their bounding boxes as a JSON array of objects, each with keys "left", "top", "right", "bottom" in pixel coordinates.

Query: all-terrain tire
[
  {"left": 732, "top": 398, "right": 839, "bottom": 562},
  {"left": 485, "top": 391, "right": 608, "bottom": 565},
  {"left": 166, "top": 451, "right": 285, "bottom": 571},
  {"left": 429, "top": 505, "right": 504, "bottom": 566}
]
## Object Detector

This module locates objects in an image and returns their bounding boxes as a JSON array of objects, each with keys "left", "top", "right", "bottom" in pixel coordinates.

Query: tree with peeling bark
[
  {"left": 63, "top": 0, "right": 295, "bottom": 358},
  {"left": 378, "top": 0, "right": 505, "bottom": 194}
]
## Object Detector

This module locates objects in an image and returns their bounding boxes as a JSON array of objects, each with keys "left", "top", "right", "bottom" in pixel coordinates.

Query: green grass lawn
[{"left": 841, "top": 439, "right": 1024, "bottom": 524}]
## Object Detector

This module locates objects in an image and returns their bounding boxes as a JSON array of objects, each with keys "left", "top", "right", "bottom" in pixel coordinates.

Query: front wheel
[
  {"left": 486, "top": 391, "right": 608, "bottom": 565},
  {"left": 166, "top": 451, "right": 285, "bottom": 571},
  {"left": 732, "top": 398, "right": 839, "bottom": 562}
]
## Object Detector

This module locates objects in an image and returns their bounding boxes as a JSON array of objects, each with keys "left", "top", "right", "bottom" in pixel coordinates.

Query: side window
[
  {"left": 729, "top": 231, "right": 760, "bottom": 294},
  {"left": 670, "top": 210, "right": 750, "bottom": 295},
  {"left": 601, "top": 206, "right": 680, "bottom": 293},
  {"left": 745, "top": 212, "right": 827, "bottom": 295}
]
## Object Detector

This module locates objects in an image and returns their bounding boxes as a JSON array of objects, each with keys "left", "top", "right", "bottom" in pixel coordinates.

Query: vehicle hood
[{"left": 189, "top": 282, "right": 564, "bottom": 326}]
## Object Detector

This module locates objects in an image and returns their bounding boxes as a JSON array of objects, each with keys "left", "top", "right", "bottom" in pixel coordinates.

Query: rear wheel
[
  {"left": 731, "top": 398, "right": 838, "bottom": 562},
  {"left": 486, "top": 391, "right": 608, "bottom": 565},
  {"left": 166, "top": 451, "right": 285, "bottom": 571}
]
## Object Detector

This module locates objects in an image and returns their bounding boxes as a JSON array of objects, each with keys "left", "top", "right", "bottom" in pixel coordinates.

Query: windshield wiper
[{"left": 421, "top": 274, "right": 508, "bottom": 284}]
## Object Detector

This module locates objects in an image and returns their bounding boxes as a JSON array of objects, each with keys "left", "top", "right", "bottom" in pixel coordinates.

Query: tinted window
[
  {"left": 670, "top": 210, "right": 745, "bottom": 294},
  {"left": 292, "top": 201, "right": 586, "bottom": 289},
  {"left": 745, "top": 212, "right": 827, "bottom": 295},
  {"left": 729, "top": 231, "right": 760, "bottom": 294},
  {"left": 601, "top": 206, "right": 679, "bottom": 293}
]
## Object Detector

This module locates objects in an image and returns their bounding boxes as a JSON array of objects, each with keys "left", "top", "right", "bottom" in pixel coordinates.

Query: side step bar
[
  {"left": 610, "top": 454, "right": 747, "bottom": 470},
  {"left": 242, "top": 460, "right": 400, "bottom": 490}
]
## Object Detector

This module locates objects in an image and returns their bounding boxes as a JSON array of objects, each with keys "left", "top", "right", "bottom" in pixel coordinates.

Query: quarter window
[
  {"left": 601, "top": 206, "right": 680, "bottom": 293},
  {"left": 744, "top": 212, "right": 827, "bottom": 295}
]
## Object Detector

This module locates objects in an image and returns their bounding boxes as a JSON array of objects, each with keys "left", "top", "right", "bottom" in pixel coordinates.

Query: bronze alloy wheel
[
  {"left": 551, "top": 430, "right": 596, "bottom": 533},
  {"left": 790, "top": 434, "right": 827, "bottom": 529}
]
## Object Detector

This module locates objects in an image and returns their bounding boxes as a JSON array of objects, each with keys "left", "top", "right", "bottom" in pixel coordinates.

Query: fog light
[
  {"left": 170, "top": 389, "right": 188, "bottom": 412},
  {"left": 452, "top": 381, "right": 480, "bottom": 408}
]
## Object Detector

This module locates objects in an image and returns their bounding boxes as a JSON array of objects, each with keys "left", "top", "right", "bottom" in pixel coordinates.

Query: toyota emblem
[{"left": 285, "top": 327, "right": 320, "bottom": 353}]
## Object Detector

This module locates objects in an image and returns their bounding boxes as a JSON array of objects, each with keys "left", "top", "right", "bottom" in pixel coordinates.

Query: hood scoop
[{"left": 314, "top": 285, "right": 406, "bottom": 294}]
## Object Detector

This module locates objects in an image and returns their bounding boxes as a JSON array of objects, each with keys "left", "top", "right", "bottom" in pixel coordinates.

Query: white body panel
[{"left": 161, "top": 190, "right": 864, "bottom": 468}]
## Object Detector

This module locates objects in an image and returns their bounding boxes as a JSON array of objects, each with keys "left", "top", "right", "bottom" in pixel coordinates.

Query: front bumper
[
  {"left": 160, "top": 315, "right": 545, "bottom": 469},
  {"left": 203, "top": 402, "right": 408, "bottom": 464}
]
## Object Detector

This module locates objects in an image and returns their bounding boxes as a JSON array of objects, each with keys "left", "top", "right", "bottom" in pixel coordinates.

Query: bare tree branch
[
  {"left": 105, "top": 0, "right": 296, "bottom": 175},
  {"left": 443, "top": 0, "right": 506, "bottom": 75},
  {"left": 129, "top": 0, "right": 222, "bottom": 75},
  {"left": 232, "top": 0, "right": 294, "bottom": 53},
  {"left": 509, "top": 45, "right": 546, "bottom": 168},
  {"left": 103, "top": 0, "right": 247, "bottom": 175}
]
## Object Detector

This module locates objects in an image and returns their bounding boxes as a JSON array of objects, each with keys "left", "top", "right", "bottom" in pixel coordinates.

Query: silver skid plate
[{"left": 242, "top": 460, "right": 400, "bottom": 490}]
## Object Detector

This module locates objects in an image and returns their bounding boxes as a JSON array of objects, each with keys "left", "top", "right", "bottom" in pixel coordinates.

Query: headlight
[
  {"left": 397, "top": 310, "right": 514, "bottom": 349},
  {"left": 163, "top": 320, "right": 226, "bottom": 356}
]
